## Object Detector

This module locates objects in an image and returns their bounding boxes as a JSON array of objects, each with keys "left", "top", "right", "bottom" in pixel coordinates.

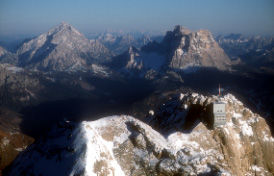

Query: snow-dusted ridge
[
  {"left": 5, "top": 115, "right": 231, "bottom": 176},
  {"left": 5, "top": 93, "right": 274, "bottom": 176},
  {"left": 70, "top": 115, "right": 228, "bottom": 175}
]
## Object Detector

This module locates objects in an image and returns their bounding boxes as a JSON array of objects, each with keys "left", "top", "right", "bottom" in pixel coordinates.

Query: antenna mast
[{"left": 219, "top": 84, "right": 221, "bottom": 97}]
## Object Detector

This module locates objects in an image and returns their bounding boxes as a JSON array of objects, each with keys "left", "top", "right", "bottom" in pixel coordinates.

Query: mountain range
[
  {"left": 216, "top": 34, "right": 274, "bottom": 72},
  {"left": 1, "top": 23, "right": 273, "bottom": 75},
  {"left": 109, "top": 25, "right": 232, "bottom": 74},
  {"left": 0, "top": 23, "right": 233, "bottom": 73}
]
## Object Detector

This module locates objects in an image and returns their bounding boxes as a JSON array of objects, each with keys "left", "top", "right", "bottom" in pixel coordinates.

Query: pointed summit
[
  {"left": 58, "top": 21, "right": 76, "bottom": 30},
  {"left": 57, "top": 22, "right": 73, "bottom": 31},
  {"left": 47, "top": 22, "right": 82, "bottom": 37},
  {"left": 17, "top": 22, "right": 112, "bottom": 71},
  {"left": 60, "top": 21, "right": 69, "bottom": 26}
]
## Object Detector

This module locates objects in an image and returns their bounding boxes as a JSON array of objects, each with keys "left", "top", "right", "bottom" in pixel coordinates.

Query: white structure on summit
[{"left": 213, "top": 84, "right": 226, "bottom": 127}]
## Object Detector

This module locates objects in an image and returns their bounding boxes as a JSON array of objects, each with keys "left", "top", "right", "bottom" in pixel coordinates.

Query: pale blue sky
[{"left": 0, "top": 0, "right": 273, "bottom": 39}]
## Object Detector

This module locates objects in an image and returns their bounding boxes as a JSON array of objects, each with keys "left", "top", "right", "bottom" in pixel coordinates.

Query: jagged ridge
[{"left": 4, "top": 93, "right": 274, "bottom": 176}]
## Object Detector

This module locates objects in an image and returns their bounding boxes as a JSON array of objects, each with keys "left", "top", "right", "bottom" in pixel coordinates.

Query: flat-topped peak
[{"left": 173, "top": 25, "right": 192, "bottom": 35}]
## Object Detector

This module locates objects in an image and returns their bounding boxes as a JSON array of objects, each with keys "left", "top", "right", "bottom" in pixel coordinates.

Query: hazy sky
[{"left": 0, "top": 0, "right": 273, "bottom": 39}]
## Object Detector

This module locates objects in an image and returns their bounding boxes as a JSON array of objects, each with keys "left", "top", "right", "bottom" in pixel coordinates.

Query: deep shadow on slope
[
  {"left": 145, "top": 96, "right": 215, "bottom": 137},
  {"left": 19, "top": 67, "right": 274, "bottom": 139},
  {"left": 19, "top": 78, "right": 155, "bottom": 139}
]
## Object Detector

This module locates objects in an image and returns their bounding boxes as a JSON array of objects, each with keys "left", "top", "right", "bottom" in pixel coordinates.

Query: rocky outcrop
[
  {"left": 147, "top": 93, "right": 274, "bottom": 175},
  {"left": 17, "top": 22, "right": 112, "bottom": 71},
  {"left": 110, "top": 46, "right": 165, "bottom": 74},
  {"left": 4, "top": 93, "right": 274, "bottom": 176},
  {"left": 110, "top": 46, "right": 142, "bottom": 70}
]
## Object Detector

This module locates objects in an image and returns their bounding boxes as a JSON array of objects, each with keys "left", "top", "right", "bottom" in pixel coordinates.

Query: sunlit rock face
[
  {"left": 148, "top": 93, "right": 274, "bottom": 176},
  {"left": 5, "top": 93, "right": 274, "bottom": 176},
  {"left": 163, "top": 25, "right": 231, "bottom": 70},
  {"left": 17, "top": 22, "right": 112, "bottom": 71}
]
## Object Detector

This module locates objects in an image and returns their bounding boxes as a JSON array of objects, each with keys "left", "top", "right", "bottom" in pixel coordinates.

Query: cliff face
[
  {"left": 4, "top": 93, "right": 274, "bottom": 176},
  {"left": 163, "top": 26, "right": 231, "bottom": 70}
]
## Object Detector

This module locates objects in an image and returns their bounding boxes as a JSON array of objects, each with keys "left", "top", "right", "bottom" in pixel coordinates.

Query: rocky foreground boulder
[{"left": 4, "top": 94, "right": 274, "bottom": 176}]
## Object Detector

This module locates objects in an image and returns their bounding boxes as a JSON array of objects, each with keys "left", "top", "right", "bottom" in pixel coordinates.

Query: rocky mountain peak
[
  {"left": 16, "top": 22, "right": 112, "bottom": 71},
  {"left": 163, "top": 25, "right": 231, "bottom": 70},
  {"left": 60, "top": 21, "right": 70, "bottom": 27},
  {"left": 124, "top": 46, "right": 142, "bottom": 70},
  {"left": 47, "top": 22, "right": 83, "bottom": 38},
  {"left": 136, "top": 25, "right": 231, "bottom": 72}
]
